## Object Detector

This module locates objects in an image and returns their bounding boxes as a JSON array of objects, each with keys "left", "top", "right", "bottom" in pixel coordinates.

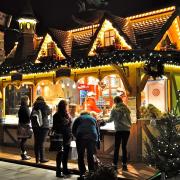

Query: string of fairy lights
[{"left": 0, "top": 50, "right": 180, "bottom": 76}]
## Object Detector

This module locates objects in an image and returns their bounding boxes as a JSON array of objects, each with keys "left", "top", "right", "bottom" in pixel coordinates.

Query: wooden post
[{"left": 112, "top": 64, "right": 132, "bottom": 94}]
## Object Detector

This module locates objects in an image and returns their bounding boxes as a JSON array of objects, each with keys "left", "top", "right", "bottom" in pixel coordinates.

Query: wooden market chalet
[{"left": 0, "top": 4, "right": 180, "bottom": 161}]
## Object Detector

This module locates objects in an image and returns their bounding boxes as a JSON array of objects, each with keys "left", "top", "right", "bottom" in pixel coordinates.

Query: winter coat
[
  {"left": 52, "top": 112, "right": 72, "bottom": 144},
  {"left": 72, "top": 114, "right": 99, "bottom": 142},
  {"left": 107, "top": 102, "right": 132, "bottom": 132},
  {"left": 18, "top": 105, "right": 30, "bottom": 125},
  {"left": 31, "top": 99, "right": 51, "bottom": 128}
]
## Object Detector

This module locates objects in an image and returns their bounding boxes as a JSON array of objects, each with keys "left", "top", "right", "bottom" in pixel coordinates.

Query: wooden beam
[
  {"left": 138, "top": 74, "right": 149, "bottom": 92},
  {"left": 112, "top": 64, "right": 132, "bottom": 94},
  {"left": 142, "top": 124, "right": 155, "bottom": 142}
]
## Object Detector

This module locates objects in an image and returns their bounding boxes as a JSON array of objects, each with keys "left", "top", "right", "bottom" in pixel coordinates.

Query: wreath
[{"left": 144, "top": 61, "right": 164, "bottom": 79}]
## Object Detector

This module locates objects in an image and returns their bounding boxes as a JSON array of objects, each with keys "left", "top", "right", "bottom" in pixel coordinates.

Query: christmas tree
[{"left": 144, "top": 113, "right": 180, "bottom": 178}]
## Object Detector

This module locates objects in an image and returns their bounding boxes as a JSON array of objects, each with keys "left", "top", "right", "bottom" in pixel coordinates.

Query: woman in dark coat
[
  {"left": 18, "top": 95, "right": 31, "bottom": 160},
  {"left": 31, "top": 96, "right": 51, "bottom": 163},
  {"left": 52, "top": 100, "right": 72, "bottom": 177}
]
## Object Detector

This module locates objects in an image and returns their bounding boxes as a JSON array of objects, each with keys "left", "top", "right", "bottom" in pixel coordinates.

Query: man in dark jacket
[
  {"left": 31, "top": 96, "right": 51, "bottom": 163},
  {"left": 72, "top": 111, "right": 99, "bottom": 179}
]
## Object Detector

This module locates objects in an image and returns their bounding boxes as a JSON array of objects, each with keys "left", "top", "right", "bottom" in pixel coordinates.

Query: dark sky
[{"left": 0, "top": 0, "right": 179, "bottom": 29}]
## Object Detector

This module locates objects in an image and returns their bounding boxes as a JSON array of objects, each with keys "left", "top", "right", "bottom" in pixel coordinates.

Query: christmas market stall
[{"left": 0, "top": 5, "right": 180, "bottom": 162}]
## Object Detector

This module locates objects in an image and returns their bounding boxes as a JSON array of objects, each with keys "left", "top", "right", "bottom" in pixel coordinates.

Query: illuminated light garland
[{"left": 0, "top": 50, "right": 180, "bottom": 76}]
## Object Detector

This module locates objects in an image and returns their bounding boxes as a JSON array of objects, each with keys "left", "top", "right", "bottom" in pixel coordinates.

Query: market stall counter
[
  {"left": 98, "top": 121, "right": 140, "bottom": 162},
  {"left": 0, "top": 117, "right": 141, "bottom": 162},
  {"left": 0, "top": 117, "right": 51, "bottom": 149}
]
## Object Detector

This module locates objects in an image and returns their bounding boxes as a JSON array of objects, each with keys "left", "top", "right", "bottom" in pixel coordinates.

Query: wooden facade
[{"left": 0, "top": 6, "right": 180, "bottom": 161}]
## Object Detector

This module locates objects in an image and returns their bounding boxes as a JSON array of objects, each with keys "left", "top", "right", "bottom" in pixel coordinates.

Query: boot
[
  {"left": 35, "top": 151, "right": 39, "bottom": 163},
  {"left": 122, "top": 164, "right": 128, "bottom": 171},
  {"left": 40, "top": 148, "right": 49, "bottom": 163},
  {"left": 21, "top": 151, "right": 31, "bottom": 160},
  {"left": 40, "top": 159, "right": 49, "bottom": 163},
  {"left": 56, "top": 168, "right": 64, "bottom": 178}
]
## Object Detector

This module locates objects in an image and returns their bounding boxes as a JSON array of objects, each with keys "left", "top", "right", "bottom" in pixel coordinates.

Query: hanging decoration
[{"left": 144, "top": 60, "right": 164, "bottom": 79}]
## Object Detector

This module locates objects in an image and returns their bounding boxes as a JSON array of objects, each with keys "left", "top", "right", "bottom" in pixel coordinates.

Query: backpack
[{"left": 31, "top": 109, "right": 43, "bottom": 127}]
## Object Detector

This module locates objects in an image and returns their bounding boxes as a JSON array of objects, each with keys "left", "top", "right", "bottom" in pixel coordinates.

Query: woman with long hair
[
  {"left": 17, "top": 95, "right": 31, "bottom": 160},
  {"left": 107, "top": 96, "right": 132, "bottom": 171},
  {"left": 52, "top": 100, "right": 72, "bottom": 177}
]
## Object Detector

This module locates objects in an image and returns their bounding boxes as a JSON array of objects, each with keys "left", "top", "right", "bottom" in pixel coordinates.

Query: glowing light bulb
[{"left": 61, "top": 83, "right": 65, "bottom": 89}]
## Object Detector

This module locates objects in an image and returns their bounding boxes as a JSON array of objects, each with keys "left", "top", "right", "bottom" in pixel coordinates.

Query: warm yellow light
[
  {"left": 68, "top": 24, "right": 100, "bottom": 33},
  {"left": 17, "top": 18, "right": 37, "bottom": 24},
  {"left": 127, "top": 6, "right": 175, "bottom": 20},
  {"left": 88, "top": 19, "right": 132, "bottom": 56},
  {"left": 36, "top": 34, "right": 65, "bottom": 62}
]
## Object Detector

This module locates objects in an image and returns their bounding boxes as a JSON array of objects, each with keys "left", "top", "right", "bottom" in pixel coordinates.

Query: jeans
[
  {"left": 113, "top": 131, "right": 130, "bottom": 166},
  {"left": 33, "top": 127, "right": 49, "bottom": 162},
  {"left": 76, "top": 139, "right": 96, "bottom": 175},
  {"left": 56, "top": 143, "right": 70, "bottom": 173},
  {"left": 19, "top": 138, "right": 27, "bottom": 154}
]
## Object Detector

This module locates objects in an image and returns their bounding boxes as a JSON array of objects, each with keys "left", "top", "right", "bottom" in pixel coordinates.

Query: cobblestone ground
[{"left": 0, "top": 161, "right": 79, "bottom": 180}]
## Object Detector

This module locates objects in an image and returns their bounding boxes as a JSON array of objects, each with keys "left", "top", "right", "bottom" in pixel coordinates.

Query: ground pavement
[{"left": 0, "top": 146, "right": 157, "bottom": 179}]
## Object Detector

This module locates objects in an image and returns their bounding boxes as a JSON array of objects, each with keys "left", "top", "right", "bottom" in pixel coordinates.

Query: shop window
[
  {"left": 47, "top": 42, "right": 56, "bottom": 57},
  {"left": 101, "top": 74, "right": 126, "bottom": 108},
  {"left": 5, "top": 84, "right": 32, "bottom": 115},
  {"left": 161, "top": 35, "right": 177, "bottom": 50},
  {"left": 35, "top": 79, "right": 78, "bottom": 116},
  {"left": 77, "top": 75, "right": 126, "bottom": 114},
  {"left": 104, "top": 30, "right": 115, "bottom": 46},
  {"left": 77, "top": 77, "right": 100, "bottom": 111}
]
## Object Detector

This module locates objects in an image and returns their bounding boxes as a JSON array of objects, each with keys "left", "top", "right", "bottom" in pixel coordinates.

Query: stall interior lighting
[
  {"left": 72, "top": 83, "right": 76, "bottom": 89},
  {"left": 61, "top": 83, "right": 65, "bottom": 89}
]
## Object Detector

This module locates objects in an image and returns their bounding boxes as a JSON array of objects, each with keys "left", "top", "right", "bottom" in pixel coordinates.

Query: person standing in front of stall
[
  {"left": 72, "top": 111, "right": 99, "bottom": 179},
  {"left": 52, "top": 100, "right": 72, "bottom": 177},
  {"left": 17, "top": 95, "right": 32, "bottom": 160},
  {"left": 31, "top": 96, "right": 51, "bottom": 163},
  {"left": 107, "top": 96, "right": 132, "bottom": 171}
]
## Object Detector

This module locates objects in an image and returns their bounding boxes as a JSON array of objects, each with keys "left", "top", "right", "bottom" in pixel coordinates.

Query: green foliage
[
  {"left": 140, "top": 104, "right": 163, "bottom": 119},
  {"left": 144, "top": 113, "right": 180, "bottom": 177}
]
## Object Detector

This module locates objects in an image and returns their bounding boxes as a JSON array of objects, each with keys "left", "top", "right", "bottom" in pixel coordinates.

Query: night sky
[{"left": 0, "top": 0, "right": 179, "bottom": 30}]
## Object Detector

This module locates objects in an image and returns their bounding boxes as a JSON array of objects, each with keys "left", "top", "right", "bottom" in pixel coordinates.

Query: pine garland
[{"left": 0, "top": 50, "right": 180, "bottom": 76}]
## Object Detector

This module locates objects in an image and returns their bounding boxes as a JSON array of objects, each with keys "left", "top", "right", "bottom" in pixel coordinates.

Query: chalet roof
[
  {"left": 17, "top": 0, "right": 36, "bottom": 19},
  {"left": 1, "top": 6, "right": 179, "bottom": 69},
  {"left": 102, "top": 13, "right": 136, "bottom": 48},
  {"left": 48, "top": 29, "right": 72, "bottom": 57},
  {"left": 71, "top": 27, "right": 95, "bottom": 57},
  {"left": 129, "top": 7, "right": 175, "bottom": 49},
  {"left": 48, "top": 7, "right": 176, "bottom": 57},
  {"left": 2, "top": 33, "right": 43, "bottom": 66}
]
